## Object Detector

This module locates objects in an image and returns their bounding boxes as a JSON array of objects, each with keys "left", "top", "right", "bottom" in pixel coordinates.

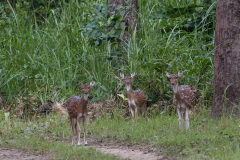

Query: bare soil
[
  {"left": 86, "top": 136, "right": 171, "bottom": 160},
  {"left": 0, "top": 147, "right": 52, "bottom": 160},
  {"left": 95, "top": 146, "right": 166, "bottom": 160}
]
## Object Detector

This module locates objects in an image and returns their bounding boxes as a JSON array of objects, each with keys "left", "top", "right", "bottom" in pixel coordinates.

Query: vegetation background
[
  {"left": 3, "top": 1, "right": 239, "bottom": 160},
  {"left": 0, "top": 0, "right": 215, "bottom": 108}
]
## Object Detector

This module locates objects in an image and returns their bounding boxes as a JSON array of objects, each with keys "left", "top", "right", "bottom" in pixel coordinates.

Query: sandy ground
[
  {"left": 0, "top": 147, "right": 52, "bottom": 160},
  {"left": 87, "top": 136, "right": 170, "bottom": 160},
  {"left": 95, "top": 146, "right": 166, "bottom": 160}
]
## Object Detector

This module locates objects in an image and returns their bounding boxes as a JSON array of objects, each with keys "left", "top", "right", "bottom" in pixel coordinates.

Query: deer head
[
  {"left": 165, "top": 70, "right": 183, "bottom": 86},
  {"left": 165, "top": 70, "right": 183, "bottom": 93},
  {"left": 120, "top": 72, "right": 135, "bottom": 84},
  {"left": 120, "top": 72, "right": 135, "bottom": 91},
  {"left": 79, "top": 81, "right": 95, "bottom": 100}
]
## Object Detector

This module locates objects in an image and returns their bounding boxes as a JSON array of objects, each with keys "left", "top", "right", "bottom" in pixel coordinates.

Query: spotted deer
[
  {"left": 165, "top": 70, "right": 196, "bottom": 129},
  {"left": 120, "top": 72, "right": 147, "bottom": 118},
  {"left": 67, "top": 81, "right": 95, "bottom": 146}
]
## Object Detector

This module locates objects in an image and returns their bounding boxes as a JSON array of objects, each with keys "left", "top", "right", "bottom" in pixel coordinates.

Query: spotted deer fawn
[
  {"left": 165, "top": 70, "right": 196, "bottom": 129},
  {"left": 67, "top": 81, "right": 95, "bottom": 146},
  {"left": 120, "top": 72, "right": 147, "bottom": 118}
]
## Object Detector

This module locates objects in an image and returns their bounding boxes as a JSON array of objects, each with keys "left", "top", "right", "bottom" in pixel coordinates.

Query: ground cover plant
[
  {"left": 1, "top": 0, "right": 240, "bottom": 159},
  {"left": 0, "top": 112, "right": 123, "bottom": 160},
  {"left": 1, "top": 108, "right": 240, "bottom": 159}
]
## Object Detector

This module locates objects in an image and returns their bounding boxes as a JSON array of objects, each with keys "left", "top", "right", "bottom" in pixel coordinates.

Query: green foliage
[
  {"left": 150, "top": 0, "right": 216, "bottom": 34},
  {"left": 0, "top": 0, "right": 214, "bottom": 108},
  {"left": 81, "top": 3, "right": 126, "bottom": 46}
]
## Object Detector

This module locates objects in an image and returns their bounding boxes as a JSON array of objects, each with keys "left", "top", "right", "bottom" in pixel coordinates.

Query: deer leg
[
  {"left": 71, "top": 118, "right": 76, "bottom": 145},
  {"left": 142, "top": 103, "right": 147, "bottom": 117},
  {"left": 177, "top": 107, "right": 184, "bottom": 128},
  {"left": 75, "top": 122, "right": 77, "bottom": 135},
  {"left": 83, "top": 117, "right": 88, "bottom": 146},
  {"left": 128, "top": 101, "right": 134, "bottom": 118},
  {"left": 135, "top": 107, "right": 138, "bottom": 118},
  {"left": 76, "top": 117, "right": 81, "bottom": 146},
  {"left": 185, "top": 108, "right": 189, "bottom": 130},
  {"left": 130, "top": 108, "right": 134, "bottom": 118}
]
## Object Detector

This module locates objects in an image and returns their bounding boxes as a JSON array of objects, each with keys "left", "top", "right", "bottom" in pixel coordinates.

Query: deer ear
[
  {"left": 90, "top": 81, "right": 95, "bottom": 87},
  {"left": 178, "top": 70, "right": 183, "bottom": 77},
  {"left": 79, "top": 81, "right": 84, "bottom": 88},
  {"left": 120, "top": 73, "right": 124, "bottom": 79},
  {"left": 131, "top": 72, "right": 135, "bottom": 78},
  {"left": 165, "top": 71, "right": 171, "bottom": 78}
]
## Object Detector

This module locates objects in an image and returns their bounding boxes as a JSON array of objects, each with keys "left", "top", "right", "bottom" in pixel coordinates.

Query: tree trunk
[
  {"left": 108, "top": 0, "right": 139, "bottom": 41},
  {"left": 211, "top": 0, "right": 240, "bottom": 117}
]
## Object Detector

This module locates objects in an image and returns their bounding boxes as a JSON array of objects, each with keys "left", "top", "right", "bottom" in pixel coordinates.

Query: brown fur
[
  {"left": 67, "top": 96, "right": 88, "bottom": 118},
  {"left": 166, "top": 70, "right": 196, "bottom": 129},
  {"left": 67, "top": 81, "right": 95, "bottom": 146},
  {"left": 173, "top": 86, "right": 196, "bottom": 109},
  {"left": 120, "top": 72, "right": 147, "bottom": 118}
]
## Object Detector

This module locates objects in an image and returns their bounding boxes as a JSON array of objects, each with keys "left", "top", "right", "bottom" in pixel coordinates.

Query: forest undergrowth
[
  {"left": 1, "top": 0, "right": 239, "bottom": 159},
  {"left": 0, "top": 0, "right": 214, "bottom": 107}
]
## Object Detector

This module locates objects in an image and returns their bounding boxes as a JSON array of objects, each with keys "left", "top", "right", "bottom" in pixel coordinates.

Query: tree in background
[
  {"left": 211, "top": 0, "right": 240, "bottom": 117},
  {"left": 108, "top": 0, "right": 139, "bottom": 41}
]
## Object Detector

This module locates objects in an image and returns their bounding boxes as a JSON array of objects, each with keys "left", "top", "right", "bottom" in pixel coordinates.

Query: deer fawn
[
  {"left": 67, "top": 81, "right": 95, "bottom": 146},
  {"left": 165, "top": 70, "right": 196, "bottom": 129},
  {"left": 120, "top": 72, "right": 147, "bottom": 118}
]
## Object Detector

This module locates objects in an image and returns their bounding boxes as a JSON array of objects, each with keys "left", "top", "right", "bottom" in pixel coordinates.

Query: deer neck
[
  {"left": 126, "top": 84, "right": 134, "bottom": 99},
  {"left": 172, "top": 84, "right": 179, "bottom": 94},
  {"left": 81, "top": 93, "right": 89, "bottom": 106}
]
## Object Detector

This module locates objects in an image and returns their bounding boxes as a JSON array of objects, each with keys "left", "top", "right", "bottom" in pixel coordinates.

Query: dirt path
[
  {"left": 95, "top": 146, "right": 166, "bottom": 160},
  {"left": 86, "top": 136, "right": 170, "bottom": 160},
  {"left": 0, "top": 147, "right": 52, "bottom": 160},
  {"left": 0, "top": 137, "right": 170, "bottom": 160},
  {"left": 0, "top": 146, "right": 166, "bottom": 160}
]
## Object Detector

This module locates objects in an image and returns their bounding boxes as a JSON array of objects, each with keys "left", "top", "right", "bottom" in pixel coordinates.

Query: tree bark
[
  {"left": 108, "top": 0, "right": 139, "bottom": 41},
  {"left": 211, "top": 0, "right": 240, "bottom": 117}
]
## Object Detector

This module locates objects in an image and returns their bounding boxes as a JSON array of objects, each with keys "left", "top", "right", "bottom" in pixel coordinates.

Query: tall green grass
[
  {"left": 0, "top": 0, "right": 214, "bottom": 107},
  {"left": 1, "top": 1, "right": 235, "bottom": 160}
]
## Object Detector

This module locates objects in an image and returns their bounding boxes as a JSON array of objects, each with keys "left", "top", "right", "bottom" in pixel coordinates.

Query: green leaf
[
  {"left": 108, "top": 15, "right": 114, "bottom": 24},
  {"left": 4, "top": 112, "right": 10, "bottom": 121},
  {"left": 109, "top": 29, "right": 116, "bottom": 35},
  {"left": 117, "top": 94, "right": 127, "bottom": 101},
  {"left": 86, "top": 23, "right": 92, "bottom": 27},
  {"left": 98, "top": 21, "right": 103, "bottom": 26},
  {"left": 100, "top": 85, "right": 107, "bottom": 91},
  {"left": 90, "top": 31, "right": 97, "bottom": 38},
  {"left": 94, "top": 41, "right": 99, "bottom": 45},
  {"left": 100, "top": 34, "right": 108, "bottom": 39},
  {"left": 115, "top": 20, "right": 121, "bottom": 28}
]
